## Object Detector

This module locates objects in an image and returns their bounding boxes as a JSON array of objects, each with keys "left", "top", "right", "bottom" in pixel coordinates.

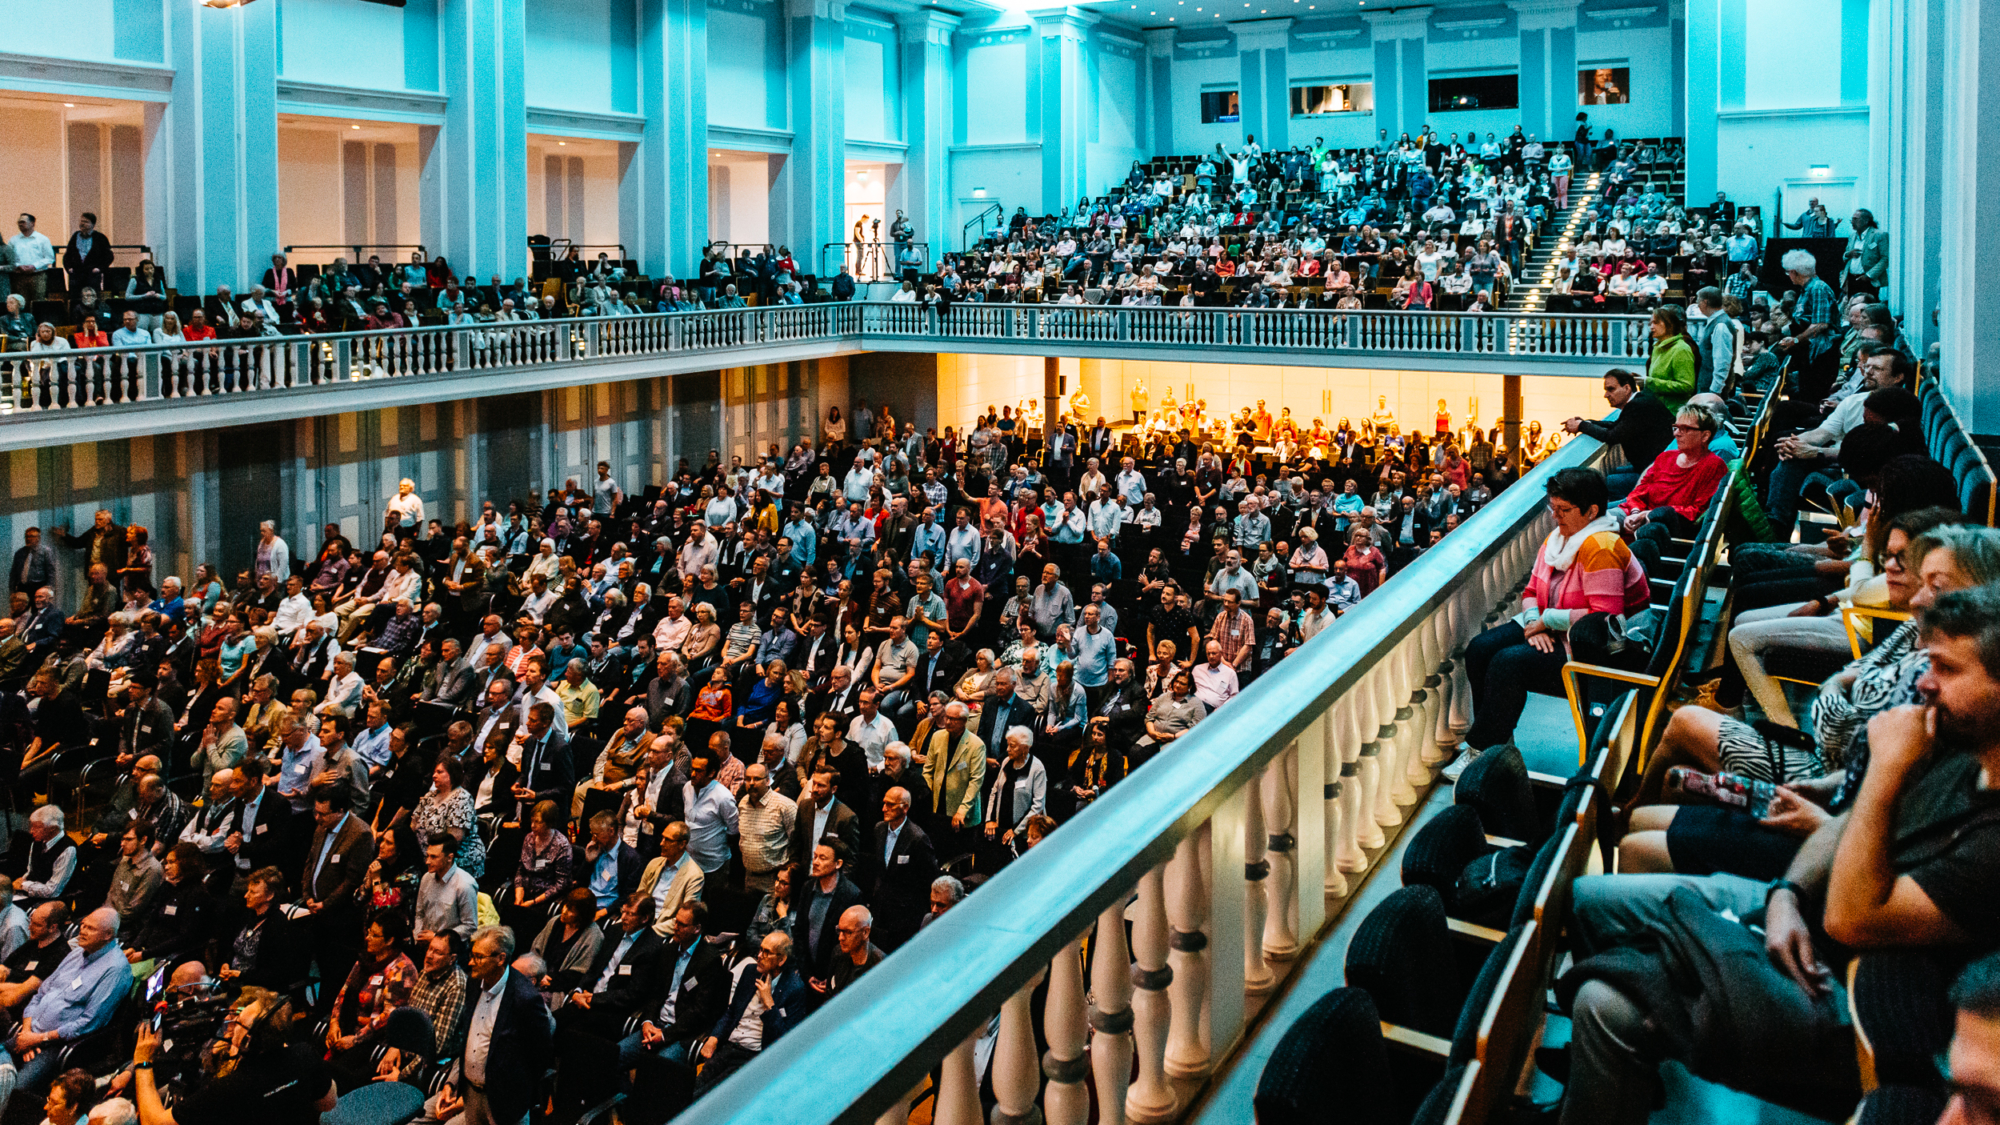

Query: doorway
[{"left": 218, "top": 425, "right": 285, "bottom": 581}]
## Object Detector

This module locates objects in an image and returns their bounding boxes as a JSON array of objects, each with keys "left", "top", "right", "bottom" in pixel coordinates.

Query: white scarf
[{"left": 1542, "top": 513, "right": 1621, "bottom": 573}]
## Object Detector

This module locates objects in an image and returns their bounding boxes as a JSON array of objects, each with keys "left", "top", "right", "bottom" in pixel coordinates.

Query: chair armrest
[{"left": 1560, "top": 662, "right": 1661, "bottom": 767}]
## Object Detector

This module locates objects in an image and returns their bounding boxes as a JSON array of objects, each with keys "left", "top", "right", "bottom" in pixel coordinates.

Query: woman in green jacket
[{"left": 1644, "top": 303, "right": 1696, "bottom": 413}]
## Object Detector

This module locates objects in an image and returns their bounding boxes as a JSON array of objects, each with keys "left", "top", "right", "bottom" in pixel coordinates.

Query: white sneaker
[{"left": 1440, "top": 746, "right": 1481, "bottom": 781}]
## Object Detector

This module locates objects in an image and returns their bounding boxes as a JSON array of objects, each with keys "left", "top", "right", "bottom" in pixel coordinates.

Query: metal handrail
[
  {"left": 679, "top": 435, "right": 1609, "bottom": 1125},
  {"left": 282, "top": 244, "right": 430, "bottom": 260},
  {"left": 820, "top": 241, "right": 930, "bottom": 282},
  {"left": 962, "top": 201, "right": 1002, "bottom": 251}
]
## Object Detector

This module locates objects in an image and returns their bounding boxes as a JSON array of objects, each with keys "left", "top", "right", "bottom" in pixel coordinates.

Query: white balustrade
[
  {"left": 990, "top": 974, "right": 1043, "bottom": 1125},
  {"left": 1042, "top": 935, "right": 1089, "bottom": 1125},
  {"left": 1163, "top": 829, "right": 1212, "bottom": 1080},
  {"left": 1089, "top": 899, "right": 1135, "bottom": 1125},
  {"left": 1263, "top": 744, "right": 1301, "bottom": 960},
  {"left": 1241, "top": 767, "right": 1275, "bottom": 996},
  {"left": 1127, "top": 863, "right": 1178, "bottom": 1122}
]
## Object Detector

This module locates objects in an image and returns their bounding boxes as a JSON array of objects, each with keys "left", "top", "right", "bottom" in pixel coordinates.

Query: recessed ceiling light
[
  {"left": 558, "top": 141, "right": 567, "bottom": 146},
  {"left": 350, "top": 124, "right": 361, "bottom": 129},
  {"left": 62, "top": 103, "right": 74, "bottom": 108}
]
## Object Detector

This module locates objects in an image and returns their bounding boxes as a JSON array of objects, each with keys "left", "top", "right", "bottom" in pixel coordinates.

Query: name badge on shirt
[
  {"left": 895, "top": 855, "right": 909, "bottom": 865},
  {"left": 255, "top": 823, "right": 269, "bottom": 835},
  {"left": 617, "top": 964, "right": 633, "bottom": 976},
  {"left": 70, "top": 977, "right": 83, "bottom": 991},
  {"left": 330, "top": 854, "right": 341, "bottom": 864},
  {"left": 370, "top": 975, "right": 384, "bottom": 985}
]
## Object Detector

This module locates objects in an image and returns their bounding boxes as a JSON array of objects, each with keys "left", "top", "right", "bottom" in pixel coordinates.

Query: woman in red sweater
[{"left": 1618, "top": 402, "right": 1728, "bottom": 575}]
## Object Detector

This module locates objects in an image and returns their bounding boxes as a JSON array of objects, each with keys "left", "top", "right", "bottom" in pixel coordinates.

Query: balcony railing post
[
  {"left": 1089, "top": 901, "right": 1135, "bottom": 1125},
  {"left": 1043, "top": 936, "right": 1089, "bottom": 1125},
  {"left": 933, "top": 1028, "right": 981, "bottom": 1125},
  {"left": 142, "top": 352, "right": 159, "bottom": 401},
  {"left": 336, "top": 338, "right": 353, "bottom": 382},
  {"left": 1262, "top": 746, "right": 1302, "bottom": 962},
  {"left": 991, "top": 977, "right": 1041, "bottom": 1125},
  {"left": 1242, "top": 771, "right": 1275, "bottom": 996},
  {"left": 1163, "top": 827, "right": 1211, "bottom": 1083},
  {"left": 1125, "top": 863, "right": 1176, "bottom": 1124}
]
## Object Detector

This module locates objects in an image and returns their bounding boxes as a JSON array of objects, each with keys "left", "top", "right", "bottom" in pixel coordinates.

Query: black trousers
[{"left": 1462, "top": 621, "right": 1568, "bottom": 751}]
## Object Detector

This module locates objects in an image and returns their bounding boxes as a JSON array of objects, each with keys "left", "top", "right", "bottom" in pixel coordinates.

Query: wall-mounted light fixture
[
  {"left": 201, "top": 0, "right": 260, "bottom": 9},
  {"left": 1808, "top": 164, "right": 1831, "bottom": 178}
]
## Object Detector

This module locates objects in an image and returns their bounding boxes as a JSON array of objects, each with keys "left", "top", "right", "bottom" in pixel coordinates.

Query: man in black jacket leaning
[{"left": 1561, "top": 368, "right": 1674, "bottom": 499}]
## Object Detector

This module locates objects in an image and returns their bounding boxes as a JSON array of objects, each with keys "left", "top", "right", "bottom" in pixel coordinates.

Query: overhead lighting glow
[
  {"left": 200, "top": 0, "right": 258, "bottom": 8},
  {"left": 350, "top": 124, "right": 361, "bottom": 129}
]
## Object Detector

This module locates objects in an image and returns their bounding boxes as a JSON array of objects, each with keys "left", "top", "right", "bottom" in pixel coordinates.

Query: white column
[
  {"left": 1938, "top": 0, "right": 2000, "bottom": 432},
  {"left": 633, "top": 0, "right": 710, "bottom": 279},
  {"left": 1029, "top": 6, "right": 1099, "bottom": 216},
  {"left": 897, "top": 12, "right": 960, "bottom": 270},
  {"left": 437, "top": 0, "right": 529, "bottom": 279},
  {"left": 782, "top": 0, "right": 847, "bottom": 259},
  {"left": 1263, "top": 744, "right": 1302, "bottom": 960},
  {"left": 164, "top": 0, "right": 279, "bottom": 296}
]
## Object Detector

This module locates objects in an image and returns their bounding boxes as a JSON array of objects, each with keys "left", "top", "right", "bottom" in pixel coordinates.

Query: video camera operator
[{"left": 130, "top": 986, "right": 334, "bottom": 1125}]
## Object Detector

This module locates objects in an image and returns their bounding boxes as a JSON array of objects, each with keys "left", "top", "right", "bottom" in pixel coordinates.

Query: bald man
[{"left": 864, "top": 786, "right": 938, "bottom": 952}]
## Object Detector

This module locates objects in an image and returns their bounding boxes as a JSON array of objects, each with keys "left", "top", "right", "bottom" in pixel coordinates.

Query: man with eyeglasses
[
  {"left": 428, "top": 926, "right": 550, "bottom": 1125},
  {"left": 692, "top": 932, "right": 807, "bottom": 1098}
]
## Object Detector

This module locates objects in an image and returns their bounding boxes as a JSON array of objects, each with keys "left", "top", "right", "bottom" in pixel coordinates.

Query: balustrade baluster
[
  {"left": 1352, "top": 673, "right": 1387, "bottom": 850},
  {"left": 1376, "top": 658, "right": 1414, "bottom": 823},
  {"left": 1387, "top": 639, "right": 1422, "bottom": 809},
  {"left": 991, "top": 975, "right": 1043, "bottom": 1125},
  {"left": 1335, "top": 698, "right": 1368, "bottom": 873},
  {"left": 1089, "top": 898, "right": 1134, "bottom": 1125},
  {"left": 1314, "top": 710, "right": 1348, "bottom": 897},
  {"left": 1162, "top": 828, "right": 1209, "bottom": 1080},
  {"left": 1421, "top": 612, "right": 1453, "bottom": 766},
  {"left": 1126, "top": 863, "right": 1178, "bottom": 1122},
  {"left": 933, "top": 1026, "right": 983, "bottom": 1125},
  {"left": 1043, "top": 935, "right": 1089, "bottom": 1125},
  {"left": 1263, "top": 744, "right": 1300, "bottom": 960},
  {"left": 1242, "top": 772, "right": 1274, "bottom": 996}
]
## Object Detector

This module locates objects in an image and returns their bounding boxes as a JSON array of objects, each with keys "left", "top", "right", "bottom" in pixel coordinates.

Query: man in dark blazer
[
  {"left": 974, "top": 670, "right": 1040, "bottom": 752},
  {"left": 560, "top": 893, "right": 664, "bottom": 1043},
  {"left": 509, "top": 701, "right": 574, "bottom": 822},
  {"left": 15, "top": 587, "right": 63, "bottom": 655},
  {"left": 1044, "top": 421, "right": 1076, "bottom": 491},
  {"left": 9, "top": 528, "right": 56, "bottom": 599},
  {"left": 619, "top": 901, "right": 731, "bottom": 1123},
  {"left": 691, "top": 932, "right": 808, "bottom": 1097},
  {"left": 789, "top": 838, "right": 866, "bottom": 984},
  {"left": 863, "top": 786, "right": 938, "bottom": 951},
  {"left": 300, "top": 781, "right": 376, "bottom": 1002},
  {"left": 791, "top": 767, "right": 861, "bottom": 867},
  {"left": 441, "top": 926, "right": 554, "bottom": 1125},
  {"left": 61, "top": 213, "right": 113, "bottom": 295}
]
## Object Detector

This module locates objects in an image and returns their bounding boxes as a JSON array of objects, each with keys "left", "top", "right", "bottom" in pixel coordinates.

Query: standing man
[
  {"left": 431, "top": 926, "right": 553, "bottom": 1125},
  {"left": 10, "top": 528, "right": 55, "bottom": 601},
  {"left": 62, "top": 213, "right": 113, "bottom": 296},
  {"left": 8, "top": 214, "right": 54, "bottom": 304}
]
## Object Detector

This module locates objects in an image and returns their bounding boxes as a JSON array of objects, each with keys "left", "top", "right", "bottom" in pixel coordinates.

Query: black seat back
[
  {"left": 1346, "top": 885, "right": 1461, "bottom": 1037},
  {"left": 1454, "top": 745, "right": 1543, "bottom": 845},
  {"left": 1254, "top": 986, "right": 1397, "bottom": 1125}
]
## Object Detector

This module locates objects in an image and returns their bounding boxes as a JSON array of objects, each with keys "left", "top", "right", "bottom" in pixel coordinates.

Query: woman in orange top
[{"left": 72, "top": 317, "right": 109, "bottom": 349}]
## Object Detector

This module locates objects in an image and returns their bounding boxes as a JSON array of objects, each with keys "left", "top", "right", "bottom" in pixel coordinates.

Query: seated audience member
[
  {"left": 1560, "top": 368, "right": 1674, "bottom": 498},
  {"left": 1616, "top": 402, "right": 1728, "bottom": 575},
  {"left": 1619, "top": 519, "right": 2000, "bottom": 880},
  {"left": 1553, "top": 583, "right": 2000, "bottom": 1125},
  {"left": 1456, "top": 468, "right": 1649, "bottom": 774},
  {"left": 0, "top": 908, "right": 125, "bottom": 1109}
]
